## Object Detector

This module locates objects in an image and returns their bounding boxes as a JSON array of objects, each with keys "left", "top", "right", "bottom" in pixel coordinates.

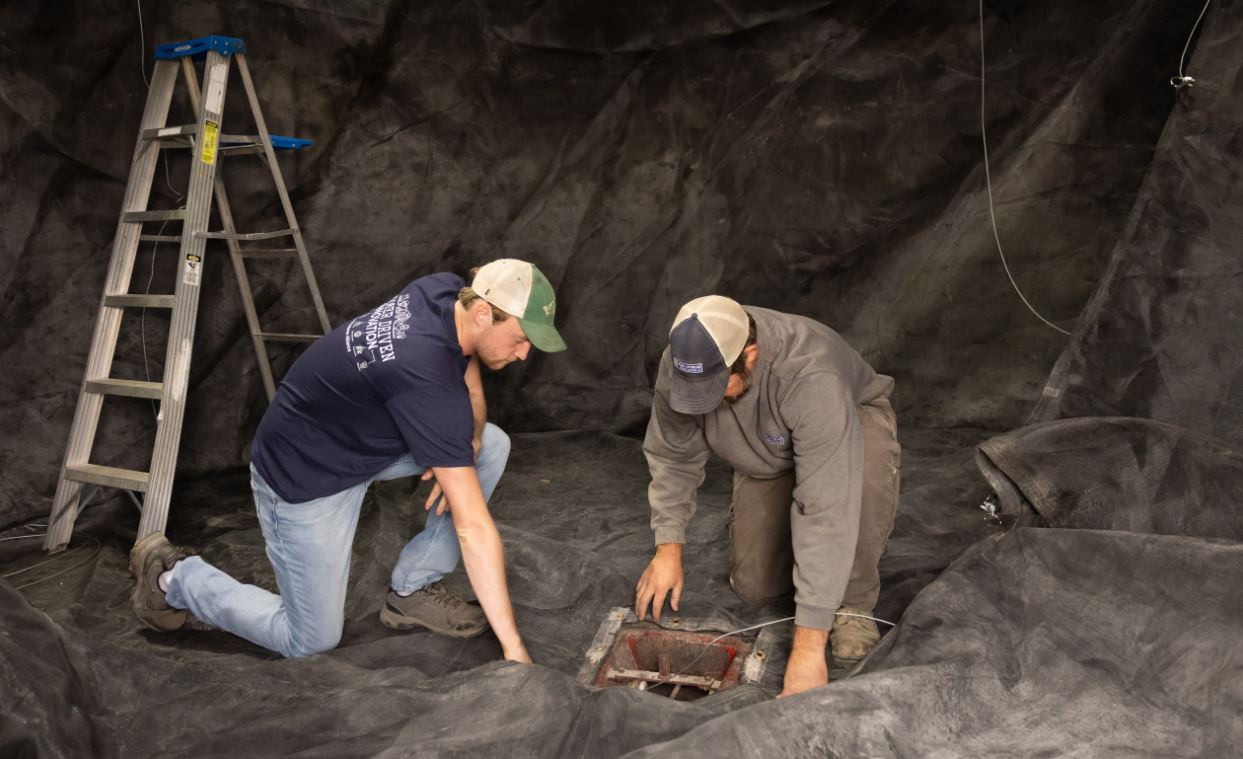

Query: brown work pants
[{"left": 728, "top": 397, "right": 901, "bottom": 612}]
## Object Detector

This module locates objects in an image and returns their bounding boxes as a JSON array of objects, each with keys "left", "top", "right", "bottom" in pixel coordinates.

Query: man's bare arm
[
  {"left": 464, "top": 356, "right": 486, "bottom": 453},
  {"left": 432, "top": 465, "right": 530, "bottom": 663},
  {"left": 423, "top": 359, "right": 488, "bottom": 513},
  {"left": 780, "top": 626, "right": 829, "bottom": 697}
]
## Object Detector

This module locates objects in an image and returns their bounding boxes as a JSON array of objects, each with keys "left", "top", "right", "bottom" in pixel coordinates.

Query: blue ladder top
[
  {"left": 154, "top": 35, "right": 246, "bottom": 60},
  {"left": 154, "top": 36, "right": 312, "bottom": 150}
]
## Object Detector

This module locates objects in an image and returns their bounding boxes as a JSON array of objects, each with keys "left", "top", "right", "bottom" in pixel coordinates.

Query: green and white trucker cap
[{"left": 471, "top": 259, "right": 567, "bottom": 353}]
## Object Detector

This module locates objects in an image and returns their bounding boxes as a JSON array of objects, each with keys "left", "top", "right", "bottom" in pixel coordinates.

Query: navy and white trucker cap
[{"left": 667, "top": 295, "right": 749, "bottom": 414}]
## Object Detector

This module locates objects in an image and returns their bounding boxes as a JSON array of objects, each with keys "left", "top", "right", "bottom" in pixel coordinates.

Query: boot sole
[{"left": 378, "top": 605, "right": 488, "bottom": 639}]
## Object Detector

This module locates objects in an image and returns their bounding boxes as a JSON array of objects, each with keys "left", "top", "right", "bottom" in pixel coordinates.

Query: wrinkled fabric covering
[
  {"left": 0, "top": 429, "right": 993, "bottom": 758},
  {"left": 976, "top": 417, "right": 1243, "bottom": 539},
  {"left": 4, "top": 0, "right": 1243, "bottom": 756},
  {"left": 629, "top": 529, "right": 1243, "bottom": 758},
  {"left": 0, "top": 0, "right": 1200, "bottom": 527},
  {"left": 1030, "top": 0, "right": 1243, "bottom": 443}
]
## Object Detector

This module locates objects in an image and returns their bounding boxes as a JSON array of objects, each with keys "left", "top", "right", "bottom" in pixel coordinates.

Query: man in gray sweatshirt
[{"left": 634, "top": 295, "right": 901, "bottom": 697}]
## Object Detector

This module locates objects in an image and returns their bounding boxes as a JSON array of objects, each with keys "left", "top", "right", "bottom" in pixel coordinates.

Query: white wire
[
  {"left": 1176, "top": 0, "right": 1214, "bottom": 84},
  {"left": 670, "top": 610, "right": 898, "bottom": 682},
  {"left": 139, "top": 220, "right": 169, "bottom": 421},
  {"left": 978, "top": 0, "right": 1072, "bottom": 337},
  {"left": 2, "top": 532, "right": 102, "bottom": 586},
  {"left": 136, "top": 0, "right": 150, "bottom": 88}
]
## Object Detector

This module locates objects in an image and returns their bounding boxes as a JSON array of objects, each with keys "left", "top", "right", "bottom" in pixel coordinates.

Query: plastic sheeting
[
  {"left": 0, "top": 429, "right": 993, "bottom": 757},
  {"left": 0, "top": 0, "right": 1199, "bottom": 526},
  {"left": 4, "top": 0, "right": 1243, "bottom": 756}
]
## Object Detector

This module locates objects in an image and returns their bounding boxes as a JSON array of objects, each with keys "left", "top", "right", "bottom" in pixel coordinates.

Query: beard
[{"left": 722, "top": 367, "right": 754, "bottom": 406}]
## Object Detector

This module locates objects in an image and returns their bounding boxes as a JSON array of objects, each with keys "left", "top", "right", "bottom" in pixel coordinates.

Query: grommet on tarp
[{"left": 1169, "top": 74, "right": 1196, "bottom": 90}]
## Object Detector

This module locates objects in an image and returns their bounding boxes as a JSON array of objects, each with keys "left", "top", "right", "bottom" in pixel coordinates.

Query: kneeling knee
[
  {"left": 729, "top": 572, "right": 791, "bottom": 608},
  {"left": 481, "top": 423, "right": 511, "bottom": 463},
  {"left": 282, "top": 628, "right": 342, "bottom": 659}
]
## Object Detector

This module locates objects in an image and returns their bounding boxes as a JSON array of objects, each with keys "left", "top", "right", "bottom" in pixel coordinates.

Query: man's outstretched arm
[
  {"left": 780, "top": 372, "right": 865, "bottom": 696},
  {"left": 432, "top": 465, "right": 530, "bottom": 663},
  {"left": 637, "top": 355, "right": 709, "bottom": 620}
]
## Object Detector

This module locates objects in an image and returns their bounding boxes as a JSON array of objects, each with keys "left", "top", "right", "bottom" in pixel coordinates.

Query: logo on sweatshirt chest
[{"left": 760, "top": 432, "right": 786, "bottom": 446}]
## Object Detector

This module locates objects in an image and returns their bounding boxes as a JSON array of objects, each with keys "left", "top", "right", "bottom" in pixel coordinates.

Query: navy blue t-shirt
[{"left": 251, "top": 273, "right": 475, "bottom": 503}]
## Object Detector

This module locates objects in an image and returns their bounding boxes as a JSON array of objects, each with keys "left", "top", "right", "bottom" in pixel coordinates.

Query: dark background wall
[{"left": 0, "top": 0, "right": 1202, "bottom": 527}]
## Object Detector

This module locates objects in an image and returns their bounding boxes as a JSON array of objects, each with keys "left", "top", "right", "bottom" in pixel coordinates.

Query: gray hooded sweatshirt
[{"left": 643, "top": 306, "right": 893, "bottom": 630}]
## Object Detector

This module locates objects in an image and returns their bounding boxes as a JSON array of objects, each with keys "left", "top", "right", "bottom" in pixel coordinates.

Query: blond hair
[{"left": 458, "top": 266, "right": 512, "bottom": 323}]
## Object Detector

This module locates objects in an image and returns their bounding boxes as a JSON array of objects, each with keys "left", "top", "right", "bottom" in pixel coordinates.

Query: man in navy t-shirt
[{"left": 127, "top": 259, "right": 566, "bottom": 661}]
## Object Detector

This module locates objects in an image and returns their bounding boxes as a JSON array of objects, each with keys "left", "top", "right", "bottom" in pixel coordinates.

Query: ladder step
[
  {"left": 200, "top": 229, "right": 295, "bottom": 241},
  {"left": 239, "top": 248, "right": 299, "bottom": 259},
  {"left": 63, "top": 464, "right": 150, "bottom": 492},
  {"left": 258, "top": 332, "right": 320, "bottom": 343},
  {"left": 85, "top": 378, "right": 163, "bottom": 399},
  {"left": 123, "top": 209, "right": 186, "bottom": 223},
  {"left": 140, "top": 234, "right": 182, "bottom": 243},
  {"left": 103, "top": 294, "right": 176, "bottom": 309}
]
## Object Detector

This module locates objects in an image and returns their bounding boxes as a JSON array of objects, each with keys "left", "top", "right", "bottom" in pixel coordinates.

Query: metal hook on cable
[
  {"left": 1170, "top": 0, "right": 1213, "bottom": 90},
  {"left": 1169, "top": 74, "right": 1196, "bottom": 90}
]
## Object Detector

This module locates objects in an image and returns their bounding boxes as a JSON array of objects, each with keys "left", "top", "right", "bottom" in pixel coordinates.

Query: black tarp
[{"left": 3, "top": 0, "right": 1242, "bottom": 756}]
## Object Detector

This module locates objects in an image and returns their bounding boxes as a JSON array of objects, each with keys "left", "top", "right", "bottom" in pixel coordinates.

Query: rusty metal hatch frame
[{"left": 578, "top": 607, "right": 776, "bottom": 699}]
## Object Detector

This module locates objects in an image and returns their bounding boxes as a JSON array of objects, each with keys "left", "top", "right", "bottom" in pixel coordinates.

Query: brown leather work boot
[
  {"left": 831, "top": 607, "right": 881, "bottom": 667},
  {"left": 129, "top": 532, "right": 189, "bottom": 632},
  {"left": 379, "top": 582, "right": 488, "bottom": 638}
]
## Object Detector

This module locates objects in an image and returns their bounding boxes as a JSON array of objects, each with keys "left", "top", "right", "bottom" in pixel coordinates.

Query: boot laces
[{"left": 424, "top": 582, "right": 466, "bottom": 610}]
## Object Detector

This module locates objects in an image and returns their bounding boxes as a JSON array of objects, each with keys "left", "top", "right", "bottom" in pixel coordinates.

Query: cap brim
[
  {"left": 519, "top": 318, "right": 567, "bottom": 353},
  {"left": 668, "top": 365, "right": 729, "bottom": 415}
]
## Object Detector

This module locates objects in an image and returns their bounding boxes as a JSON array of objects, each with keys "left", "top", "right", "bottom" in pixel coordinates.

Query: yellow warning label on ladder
[{"left": 201, "top": 121, "right": 219, "bottom": 165}]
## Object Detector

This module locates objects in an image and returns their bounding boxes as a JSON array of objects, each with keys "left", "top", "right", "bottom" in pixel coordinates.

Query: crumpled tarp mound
[
  {"left": 630, "top": 528, "right": 1243, "bottom": 757},
  {"left": 976, "top": 417, "right": 1243, "bottom": 538}
]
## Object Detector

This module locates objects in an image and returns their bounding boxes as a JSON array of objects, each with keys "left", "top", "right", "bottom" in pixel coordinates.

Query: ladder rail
[
  {"left": 180, "top": 57, "right": 279, "bottom": 400},
  {"left": 45, "top": 61, "right": 180, "bottom": 552},
  {"left": 136, "top": 50, "right": 233, "bottom": 541},
  {"left": 236, "top": 54, "right": 332, "bottom": 335}
]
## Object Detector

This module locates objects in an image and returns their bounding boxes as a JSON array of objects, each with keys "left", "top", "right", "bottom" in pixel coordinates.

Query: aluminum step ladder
[{"left": 44, "top": 35, "right": 331, "bottom": 552}]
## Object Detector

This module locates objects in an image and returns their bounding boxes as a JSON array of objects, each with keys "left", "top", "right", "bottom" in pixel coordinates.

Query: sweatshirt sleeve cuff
[
  {"left": 654, "top": 527, "right": 686, "bottom": 546},
  {"left": 795, "top": 603, "right": 835, "bottom": 631}
]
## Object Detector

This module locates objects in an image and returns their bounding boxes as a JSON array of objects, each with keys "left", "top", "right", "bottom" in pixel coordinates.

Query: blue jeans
[{"left": 164, "top": 423, "right": 511, "bottom": 658}]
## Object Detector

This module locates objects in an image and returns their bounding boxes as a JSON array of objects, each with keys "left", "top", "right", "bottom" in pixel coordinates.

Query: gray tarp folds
[{"left": 3, "top": 0, "right": 1242, "bottom": 756}]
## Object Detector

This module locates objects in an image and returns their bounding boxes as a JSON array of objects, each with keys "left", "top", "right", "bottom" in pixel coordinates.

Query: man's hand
[
  {"left": 634, "top": 543, "right": 684, "bottom": 621},
  {"left": 421, "top": 437, "right": 482, "bottom": 515},
  {"left": 779, "top": 626, "right": 830, "bottom": 697},
  {"left": 422, "top": 470, "right": 448, "bottom": 515}
]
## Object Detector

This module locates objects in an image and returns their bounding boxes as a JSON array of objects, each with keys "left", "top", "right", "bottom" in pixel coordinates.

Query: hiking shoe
[
  {"left": 831, "top": 607, "right": 881, "bottom": 667},
  {"left": 128, "top": 532, "right": 188, "bottom": 632},
  {"left": 379, "top": 582, "right": 488, "bottom": 638}
]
